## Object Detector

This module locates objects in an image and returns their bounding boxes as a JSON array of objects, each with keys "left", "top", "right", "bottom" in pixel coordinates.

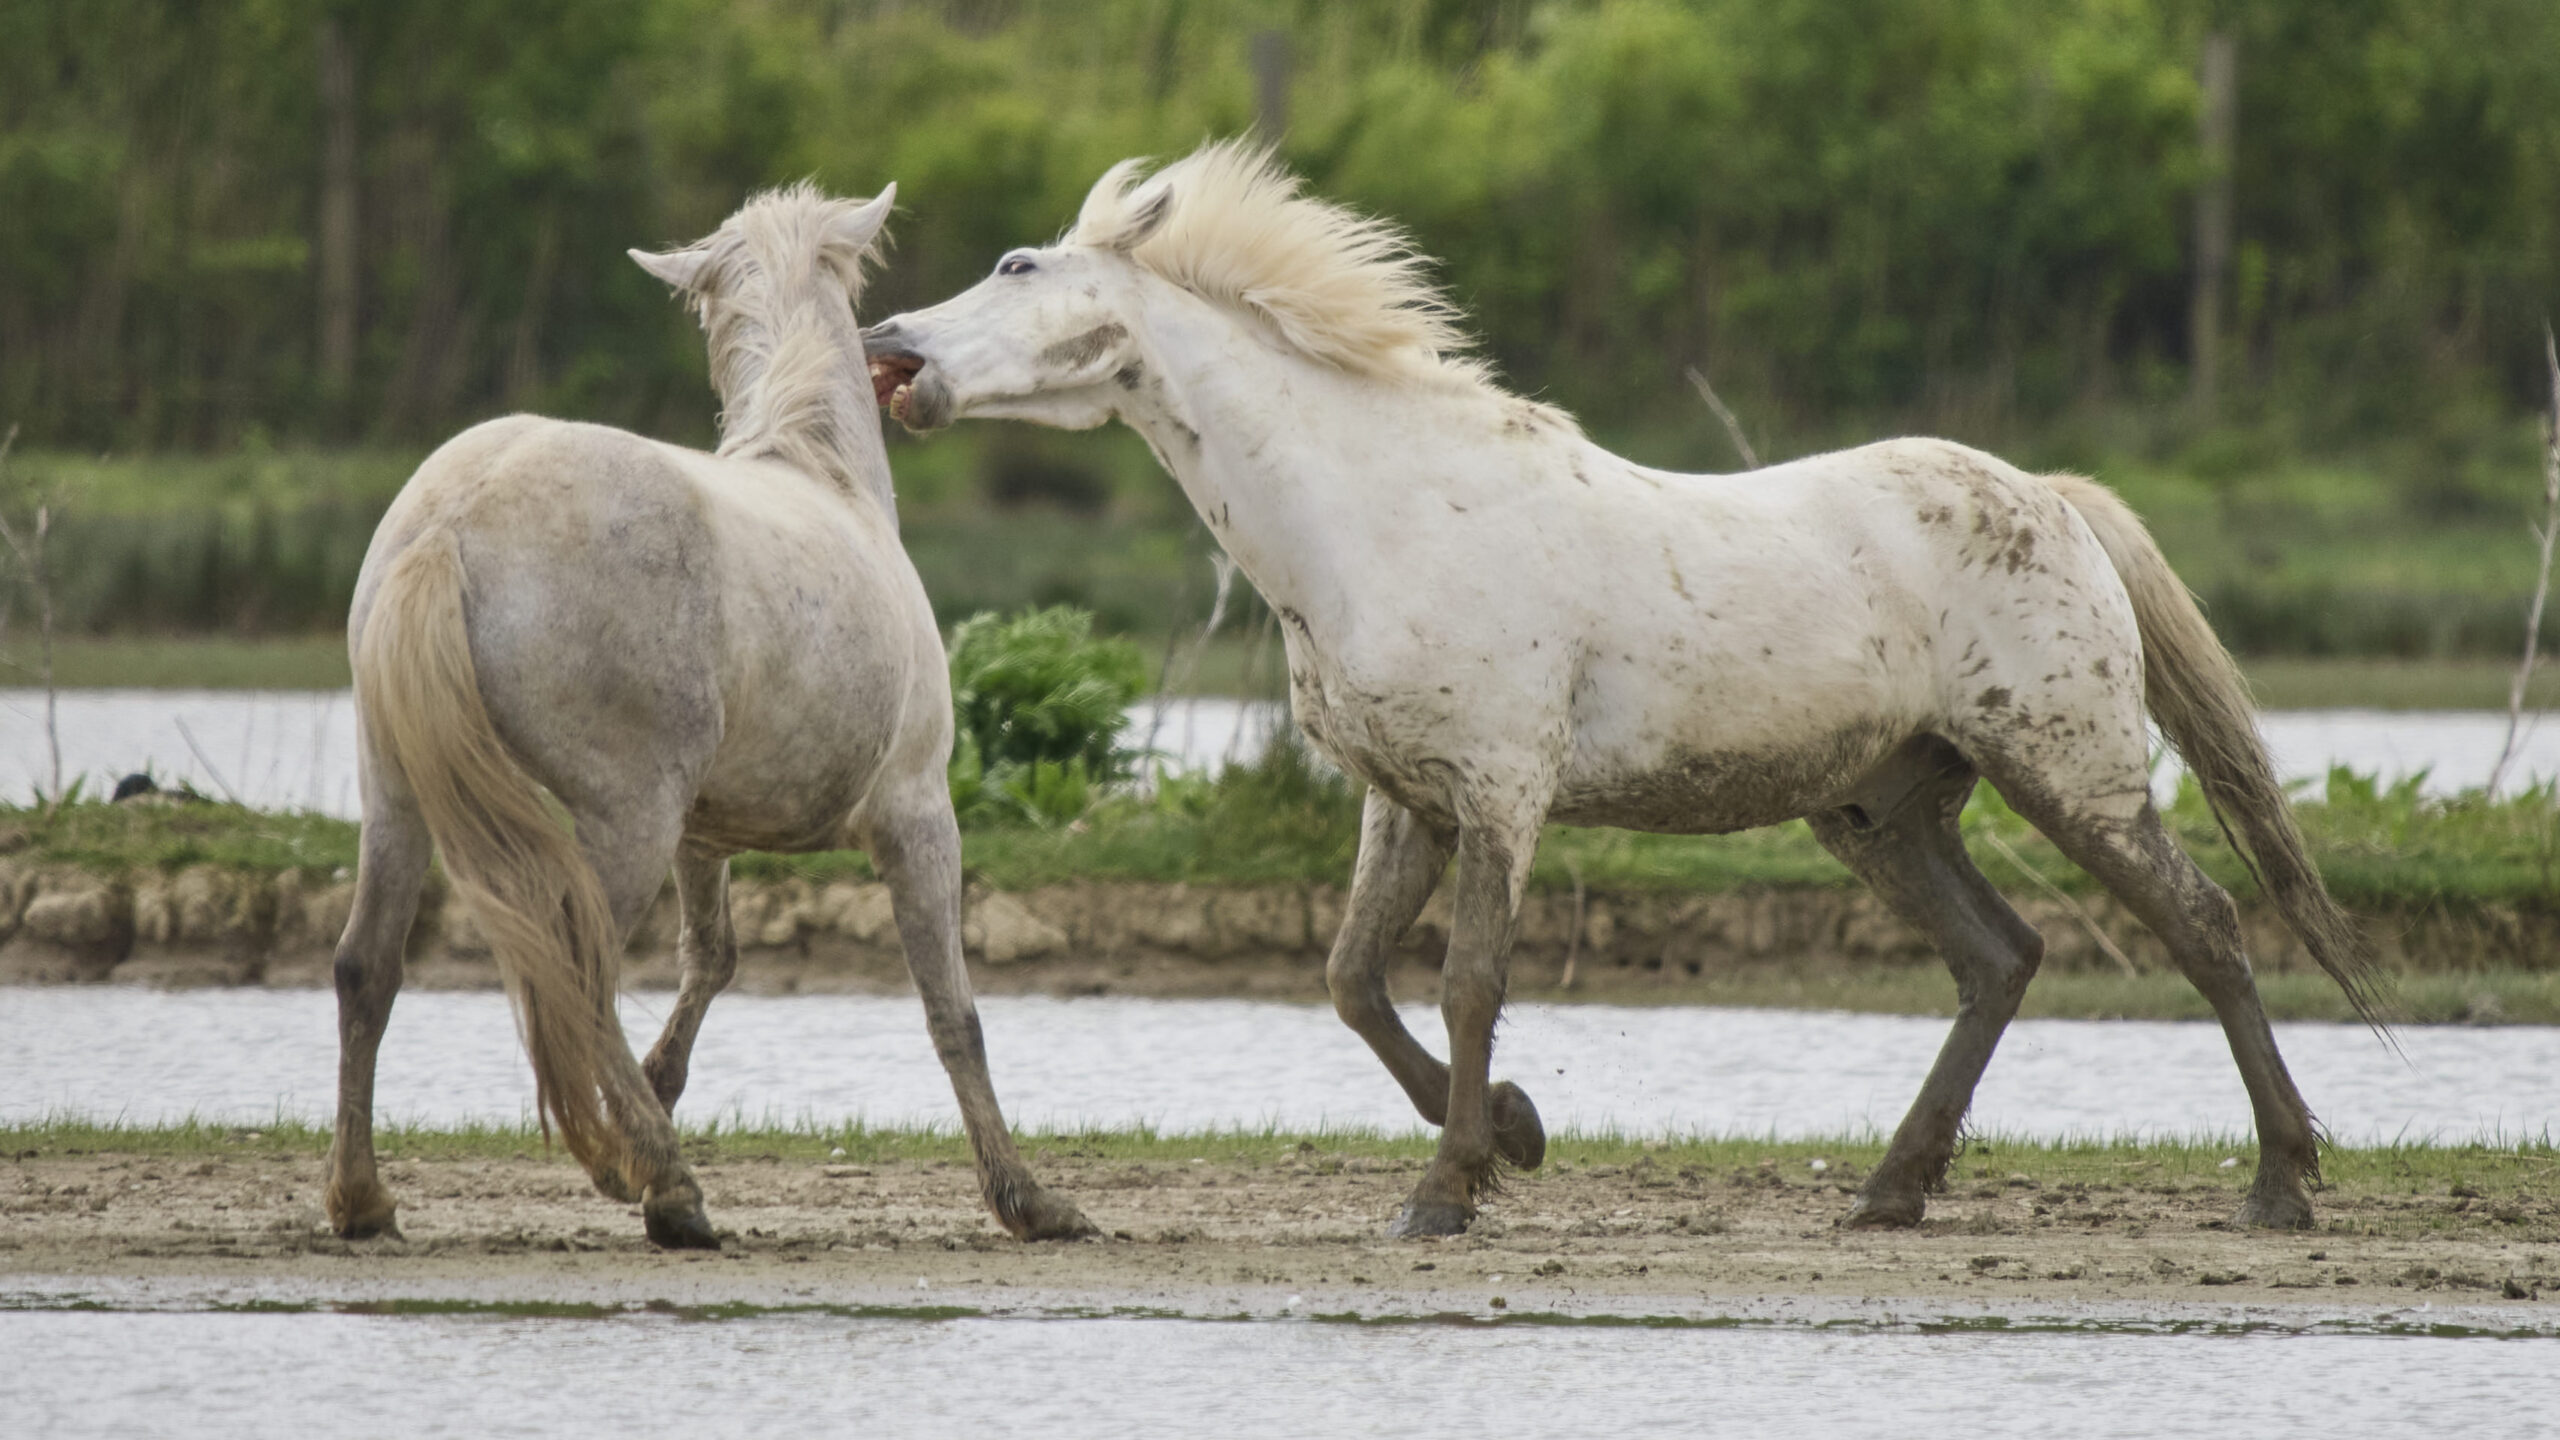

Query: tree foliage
[{"left": 1, "top": 0, "right": 2553, "bottom": 455}]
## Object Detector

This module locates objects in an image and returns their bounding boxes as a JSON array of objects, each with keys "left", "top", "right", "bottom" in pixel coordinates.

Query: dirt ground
[{"left": 7, "top": 1147, "right": 2554, "bottom": 1318}]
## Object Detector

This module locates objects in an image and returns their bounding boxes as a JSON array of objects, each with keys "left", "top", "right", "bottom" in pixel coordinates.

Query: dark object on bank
[{"left": 112, "top": 773, "right": 159, "bottom": 802}]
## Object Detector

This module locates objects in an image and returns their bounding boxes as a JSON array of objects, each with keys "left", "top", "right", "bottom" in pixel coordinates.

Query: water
[
  {"left": 8, "top": 689, "right": 2560, "bottom": 817},
  {"left": 4, "top": 1279, "right": 2553, "bottom": 1439},
  {"left": 5, "top": 988, "right": 2550, "bottom": 1144}
]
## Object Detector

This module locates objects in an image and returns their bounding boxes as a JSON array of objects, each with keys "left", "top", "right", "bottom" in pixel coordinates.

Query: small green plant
[{"left": 946, "top": 606, "right": 1148, "bottom": 826}]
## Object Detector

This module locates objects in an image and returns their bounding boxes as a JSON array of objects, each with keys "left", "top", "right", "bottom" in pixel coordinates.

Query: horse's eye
[{"left": 998, "top": 255, "right": 1037, "bottom": 277}]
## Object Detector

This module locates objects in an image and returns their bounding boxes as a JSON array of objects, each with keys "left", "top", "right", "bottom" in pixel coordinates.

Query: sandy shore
[{"left": 8, "top": 1146, "right": 2553, "bottom": 1318}]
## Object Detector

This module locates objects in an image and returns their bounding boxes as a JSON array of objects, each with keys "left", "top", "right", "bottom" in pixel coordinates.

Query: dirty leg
[
  {"left": 573, "top": 804, "right": 718, "bottom": 1249},
  {"left": 1390, "top": 823, "right": 1532, "bottom": 1239},
  {"left": 1810, "top": 743, "right": 2042, "bottom": 1228},
  {"left": 324, "top": 770, "right": 431, "bottom": 1240},
  {"left": 1327, "top": 791, "right": 1545, "bottom": 1170},
  {"left": 872, "top": 792, "right": 1096, "bottom": 1240},
  {"left": 2014, "top": 796, "right": 2323, "bottom": 1227},
  {"left": 640, "top": 845, "right": 738, "bottom": 1112}
]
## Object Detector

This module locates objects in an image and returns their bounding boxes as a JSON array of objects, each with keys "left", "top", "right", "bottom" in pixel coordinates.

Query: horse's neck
[
  {"left": 718, "top": 311, "right": 898, "bottom": 522},
  {"left": 1120, "top": 295, "right": 1409, "bottom": 628}
]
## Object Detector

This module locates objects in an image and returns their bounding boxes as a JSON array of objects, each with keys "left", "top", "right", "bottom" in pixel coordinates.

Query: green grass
[
  {"left": 10, "top": 757, "right": 2560, "bottom": 915},
  {"left": 7, "top": 1119, "right": 2551, "bottom": 1199},
  {"left": 0, "top": 799, "right": 357, "bottom": 875},
  {"left": 1638, "top": 966, "right": 2560, "bottom": 1025},
  {"left": 5, "top": 634, "right": 2549, "bottom": 711},
  {"left": 2241, "top": 658, "right": 2560, "bottom": 712},
  {"left": 11, "top": 440, "right": 2559, "bottom": 661},
  {"left": 5, "top": 635, "right": 353, "bottom": 690}
]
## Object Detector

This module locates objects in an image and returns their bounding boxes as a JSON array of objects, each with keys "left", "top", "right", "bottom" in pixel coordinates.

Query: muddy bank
[
  {"left": 7, "top": 1147, "right": 2554, "bottom": 1312},
  {"left": 1, "top": 857, "right": 2552, "bottom": 998}
]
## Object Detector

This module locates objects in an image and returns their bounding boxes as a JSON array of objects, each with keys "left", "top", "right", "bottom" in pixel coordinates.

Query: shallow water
[
  {"left": 7, "top": 689, "right": 2557, "bottom": 816},
  {"left": 6, "top": 988, "right": 2550, "bottom": 1144},
  {"left": 4, "top": 1281, "right": 2553, "bottom": 1440}
]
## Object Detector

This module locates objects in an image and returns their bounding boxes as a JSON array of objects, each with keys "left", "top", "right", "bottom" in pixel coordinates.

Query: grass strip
[
  {"left": 8, "top": 1120, "right": 2553, "bottom": 1200},
  {"left": 11, "top": 756, "right": 2560, "bottom": 913}
]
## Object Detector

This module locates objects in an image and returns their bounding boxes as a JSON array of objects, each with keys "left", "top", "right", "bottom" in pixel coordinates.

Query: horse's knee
[
  {"left": 332, "top": 944, "right": 397, "bottom": 1015},
  {"left": 1327, "top": 955, "right": 1388, "bottom": 1031},
  {"left": 682, "top": 929, "right": 739, "bottom": 993}
]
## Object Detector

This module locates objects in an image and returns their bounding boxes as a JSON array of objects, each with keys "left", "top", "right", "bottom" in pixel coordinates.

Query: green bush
[{"left": 945, "top": 606, "right": 1148, "bottom": 826}]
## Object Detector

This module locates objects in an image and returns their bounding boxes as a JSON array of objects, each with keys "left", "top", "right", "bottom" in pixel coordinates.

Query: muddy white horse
[
  {"left": 863, "top": 141, "right": 2383, "bottom": 1238},
  {"left": 325, "top": 183, "right": 1095, "bottom": 1248}
]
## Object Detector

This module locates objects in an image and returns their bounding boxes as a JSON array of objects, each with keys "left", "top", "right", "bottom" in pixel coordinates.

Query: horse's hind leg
[
  {"left": 1993, "top": 782, "right": 2321, "bottom": 1227},
  {"left": 568, "top": 799, "right": 720, "bottom": 1248},
  {"left": 868, "top": 783, "right": 1096, "bottom": 1240},
  {"left": 326, "top": 758, "right": 433, "bottom": 1240},
  {"left": 1328, "top": 790, "right": 1544, "bottom": 1169},
  {"left": 640, "top": 844, "right": 736, "bottom": 1112},
  {"left": 1810, "top": 739, "right": 2044, "bottom": 1228}
]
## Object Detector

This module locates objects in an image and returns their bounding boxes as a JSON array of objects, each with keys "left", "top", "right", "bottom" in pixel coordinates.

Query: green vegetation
[
  {"left": 1638, "top": 966, "right": 2560, "bottom": 1026},
  {"left": 8, "top": 1119, "right": 2551, "bottom": 1200},
  {"left": 946, "top": 606, "right": 1150, "bottom": 825},
  {"left": 5, "top": 1, "right": 2558, "bottom": 660},
  {"left": 9, "top": 751, "right": 2559, "bottom": 915},
  {"left": 10, "top": 1, "right": 2553, "bottom": 455},
  {"left": 19, "top": 635, "right": 354, "bottom": 690}
]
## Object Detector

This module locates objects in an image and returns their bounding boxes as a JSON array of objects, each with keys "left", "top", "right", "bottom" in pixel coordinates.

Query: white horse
[
  {"left": 325, "top": 183, "right": 1095, "bottom": 1248},
  {"left": 864, "top": 141, "right": 2381, "bottom": 1238}
]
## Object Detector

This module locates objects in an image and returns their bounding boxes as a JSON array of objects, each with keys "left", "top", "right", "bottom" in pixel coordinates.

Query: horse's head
[
  {"left": 861, "top": 185, "right": 1169, "bottom": 436},
  {"left": 629, "top": 184, "right": 898, "bottom": 418}
]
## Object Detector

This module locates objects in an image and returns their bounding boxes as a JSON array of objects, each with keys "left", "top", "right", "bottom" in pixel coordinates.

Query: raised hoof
[
  {"left": 1843, "top": 1187, "right": 1926, "bottom": 1229},
  {"left": 2234, "top": 1187, "right": 2315, "bottom": 1230},
  {"left": 996, "top": 1185, "right": 1101, "bottom": 1243},
  {"left": 642, "top": 1187, "right": 722, "bottom": 1251},
  {"left": 1387, "top": 1199, "right": 1475, "bottom": 1240},
  {"left": 326, "top": 1181, "right": 402, "bottom": 1241},
  {"left": 1491, "top": 1081, "right": 1547, "bottom": 1171}
]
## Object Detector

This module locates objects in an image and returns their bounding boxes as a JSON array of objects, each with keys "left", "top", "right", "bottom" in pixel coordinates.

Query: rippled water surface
[
  {"left": 7, "top": 689, "right": 2558, "bottom": 816},
  {"left": 6, "top": 988, "right": 2551, "bottom": 1144},
  {"left": 5, "top": 1286, "right": 2553, "bottom": 1440}
]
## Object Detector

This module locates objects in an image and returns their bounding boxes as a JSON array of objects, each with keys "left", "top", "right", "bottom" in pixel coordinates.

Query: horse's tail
[
  {"left": 355, "top": 528, "right": 630, "bottom": 1178},
  {"left": 2045, "top": 473, "right": 2386, "bottom": 1029}
]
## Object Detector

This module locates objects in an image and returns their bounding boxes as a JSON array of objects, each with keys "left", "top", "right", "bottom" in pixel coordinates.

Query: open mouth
[{"left": 867, "top": 353, "right": 926, "bottom": 421}]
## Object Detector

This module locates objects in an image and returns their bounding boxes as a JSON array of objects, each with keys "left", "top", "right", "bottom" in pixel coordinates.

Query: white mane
[
  {"left": 1069, "top": 140, "right": 1503, "bottom": 394},
  {"left": 682, "top": 182, "right": 886, "bottom": 489}
]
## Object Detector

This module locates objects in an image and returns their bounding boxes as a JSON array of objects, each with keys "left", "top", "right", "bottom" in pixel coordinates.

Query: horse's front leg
[
  {"left": 1329, "top": 790, "right": 1544, "bottom": 1168},
  {"left": 869, "top": 790, "right": 1097, "bottom": 1241},
  {"left": 1389, "top": 819, "right": 1538, "bottom": 1239},
  {"left": 641, "top": 844, "right": 737, "bottom": 1112}
]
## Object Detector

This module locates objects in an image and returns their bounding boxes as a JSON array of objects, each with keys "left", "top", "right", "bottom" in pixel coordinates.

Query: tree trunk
[
  {"left": 317, "top": 14, "right": 360, "bottom": 413},
  {"left": 2190, "top": 30, "right": 2237, "bottom": 418}
]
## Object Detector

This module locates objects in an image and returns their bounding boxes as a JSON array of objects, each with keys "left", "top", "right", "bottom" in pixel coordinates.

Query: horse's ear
[
  {"left": 1100, "top": 185, "right": 1173, "bottom": 253},
  {"left": 828, "top": 183, "right": 897, "bottom": 255},
  {"left": 630, "top": 246, "right": 711, "bottom": 293}
]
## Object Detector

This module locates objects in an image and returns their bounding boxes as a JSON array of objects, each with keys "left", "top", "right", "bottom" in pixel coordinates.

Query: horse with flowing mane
[
  {"left": 863, "top": 140, "right": 2383, "bottom": 1238},
  {"left": 326, "top": 183, "right": 1094, "bottom": 1248}
]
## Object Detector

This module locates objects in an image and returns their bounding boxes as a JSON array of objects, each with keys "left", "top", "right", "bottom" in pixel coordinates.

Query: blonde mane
[
  {"left": 1069, "top": 140, "right": 1503, "bottom": 394},
  {"left": 678, "top": 182, "right": 886, "bottom": 490}
]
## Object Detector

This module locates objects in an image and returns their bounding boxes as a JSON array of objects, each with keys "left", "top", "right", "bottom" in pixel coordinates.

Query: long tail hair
[
  {"left": 2046, "top": 474, "right": 2386, "bottom": 1028},
  {"left": 354, "top": 529, "right": 632, "bottom": 1178}
]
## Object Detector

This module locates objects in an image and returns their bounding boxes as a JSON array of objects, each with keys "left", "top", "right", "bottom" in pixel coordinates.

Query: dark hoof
[
  {"left": 2234, "top": 1187, "right": 2315, "bottom": 1230},
  {"left": 998, "top": 1186, "right": 1101, "bottom": 1243},
  {"left": 1844, "top": 1187, "right": 1926, "bottom": 1229},
  {"left": 1387, "top": 1200, "right": 1475, "bottom": 1240},
  {"left": 1491, "top": 1081, "right": 1547, "bottom": 1171},
  {"left": 326, "top": 1179, "right": 402, "bottom": 1240},
  {"left": 643, "top": 1187, "right": 722, "bottom": 1251}
]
